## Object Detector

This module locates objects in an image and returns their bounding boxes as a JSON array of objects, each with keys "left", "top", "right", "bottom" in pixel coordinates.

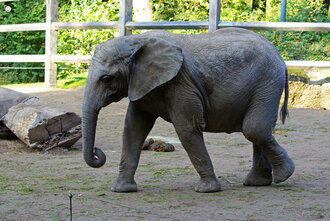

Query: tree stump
[{"left": 0, "top": 87, "right": 81, "bottom": 150}]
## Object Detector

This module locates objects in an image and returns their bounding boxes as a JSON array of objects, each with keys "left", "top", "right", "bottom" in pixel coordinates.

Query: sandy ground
[{"left": 0, "top": 86, "right": 329, "bottom": 221}]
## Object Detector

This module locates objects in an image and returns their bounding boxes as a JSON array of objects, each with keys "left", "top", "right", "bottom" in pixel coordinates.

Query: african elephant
[{"left": 82, "top": 28, "right": 295, "bottom": 193}]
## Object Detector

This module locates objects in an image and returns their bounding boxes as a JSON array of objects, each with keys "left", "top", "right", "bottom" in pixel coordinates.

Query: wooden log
[
  {"left": 0, "top": 87, "right": 30, "bottom": 139},
  {"left": 0, "top": 123, "right": 17, "bottom": 140},
  {"left": 0, "top": 87, "right": 81, "bottom": 150}
]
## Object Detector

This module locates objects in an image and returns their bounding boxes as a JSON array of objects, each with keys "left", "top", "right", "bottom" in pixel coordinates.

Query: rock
[
  {"left": 284, "top": 69, "right": 330, "bottom": 110},
  {"left": 320, "top": 83, "right": 330, "bottom": 110},
  {"left": 287, "top": 81, "right": 322, "bottom": 109}
]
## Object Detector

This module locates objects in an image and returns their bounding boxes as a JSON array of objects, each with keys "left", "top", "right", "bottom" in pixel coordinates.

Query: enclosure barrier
[{"left": 0, "top": 0, "right": 330, "bottom": 87}]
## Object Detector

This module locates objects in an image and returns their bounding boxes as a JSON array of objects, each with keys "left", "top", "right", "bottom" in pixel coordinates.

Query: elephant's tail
[{"left": 280, "top": 68, "right": 289, "bottom": 124}]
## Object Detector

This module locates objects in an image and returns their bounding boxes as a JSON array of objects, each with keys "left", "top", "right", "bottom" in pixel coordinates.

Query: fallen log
[
  {"left": 0, "top": 87, "right": 81, "bottom": 150},
  {"left": 0, "top": 87, "right": 30, "bottom": 139},
  {"left": 0, "top": 122, "right": 17, "bottom": 139}
]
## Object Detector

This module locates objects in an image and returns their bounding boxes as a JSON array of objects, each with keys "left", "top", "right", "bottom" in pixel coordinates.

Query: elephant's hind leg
[
  {"left": 242, "top": 91, "right": 295, "bottom": 184},
  {"left": 243, "top": 144, "right": 272, "bottom": 186}
]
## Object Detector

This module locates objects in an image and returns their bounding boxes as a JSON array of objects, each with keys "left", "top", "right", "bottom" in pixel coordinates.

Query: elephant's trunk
[{"left": 82, "top": 100, "right": 106, "bottom": 168}]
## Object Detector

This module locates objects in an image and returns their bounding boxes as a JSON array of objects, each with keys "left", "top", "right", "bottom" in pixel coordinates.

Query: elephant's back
[
  {"left": 188, "top": 28, "right": 282, "bottom": 70},
  {"left": 186, "top": 28, "right": 285, "bottom": 90}
]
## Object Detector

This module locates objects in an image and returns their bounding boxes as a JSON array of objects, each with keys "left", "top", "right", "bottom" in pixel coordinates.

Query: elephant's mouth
[
  {"left": 110, "top": 93, "right": 123, "bottom": 102},
  {"left": 109, "top": 85, "right": 127, "bottom": 103}
]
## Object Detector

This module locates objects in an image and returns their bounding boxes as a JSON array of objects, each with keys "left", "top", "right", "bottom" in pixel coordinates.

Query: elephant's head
[{"left": 82, "top": 35, "right": 183, "bottom": 168}]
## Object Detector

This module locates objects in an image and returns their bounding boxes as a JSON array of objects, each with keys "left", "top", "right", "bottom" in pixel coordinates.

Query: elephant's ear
[{"left": 128, "top": 38, "right": 183, "bottom": 101}]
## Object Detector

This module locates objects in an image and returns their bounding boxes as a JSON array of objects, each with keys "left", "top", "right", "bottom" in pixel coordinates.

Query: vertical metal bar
[
  {"left": 45, "top": 0, "right": 58, "bottom": 87},
  {"left": 70, "top": 197, "right": 72, "bottom": 221},
  {"left": 119, "top": 0, "right": 133, "bottom": 36},
  {"left": 209, "top": 0, "right": 221, "bottom": 32},
  {"left": 280, "top": 0, "right": 287, "bottom": 22}
]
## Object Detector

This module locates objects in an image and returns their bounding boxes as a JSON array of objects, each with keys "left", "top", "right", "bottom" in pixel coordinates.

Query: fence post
[
  {"left": 119, "top": 0, "right": 133, "bottom": 36},
  {"left": 45, "top": 0, "right": 58, "bottom": 87},
  {"left": 209, "top": 0, "right": 221, "bottom": 32},
  {"left": 280, "top": 0, "right": 287, "bottom": 22}
]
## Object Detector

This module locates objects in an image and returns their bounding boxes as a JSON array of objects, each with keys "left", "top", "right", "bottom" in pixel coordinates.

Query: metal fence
[{"left": 0, "top": 0, "right": 329, "bottom": 87}]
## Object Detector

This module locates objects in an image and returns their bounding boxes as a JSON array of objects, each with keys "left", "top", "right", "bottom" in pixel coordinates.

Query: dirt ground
[{"left": 0, "top": 86, "right": 329, "bottom": 221}]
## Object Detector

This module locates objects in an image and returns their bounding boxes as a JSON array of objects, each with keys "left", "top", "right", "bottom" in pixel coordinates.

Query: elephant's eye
[{"left": 101, "top": 75, "right": 113, "bottom": 83}]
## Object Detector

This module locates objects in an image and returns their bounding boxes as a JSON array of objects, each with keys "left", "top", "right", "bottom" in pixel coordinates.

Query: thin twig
[{"left": 218, "top": 175, "right": 238, "bottom": 184}]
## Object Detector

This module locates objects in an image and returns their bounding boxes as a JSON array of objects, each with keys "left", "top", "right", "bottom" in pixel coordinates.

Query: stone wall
[{"left": 284, "top": 68, "right": 330, "bottom": 110}]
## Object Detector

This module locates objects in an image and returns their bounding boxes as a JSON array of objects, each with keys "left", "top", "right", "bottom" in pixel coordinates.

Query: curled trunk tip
[{"left": 84, "top": 147, "right": 106, "bottom": 168}]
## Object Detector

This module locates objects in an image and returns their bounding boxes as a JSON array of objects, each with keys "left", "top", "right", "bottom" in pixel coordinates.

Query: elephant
[{"left": 82, "top": 27, "right": 295, "bottom": 193}]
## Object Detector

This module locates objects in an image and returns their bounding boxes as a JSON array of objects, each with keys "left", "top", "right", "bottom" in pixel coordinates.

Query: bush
[
  {"left": 0, "top": 0, "right": 46, "bottom": 84},
  {"left": 259, "top": 0, "right": 329, "bottom": 60},
  {"left": 57, "top": 0, "right": 120, "bottom": 79},
  {"left": 0, "top": 0, "right": 120, "bottom": 84}
]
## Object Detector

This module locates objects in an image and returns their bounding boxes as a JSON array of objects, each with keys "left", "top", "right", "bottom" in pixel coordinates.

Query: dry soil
[{"left": 0, "top": 86, "right": 329, "bottom": 221}]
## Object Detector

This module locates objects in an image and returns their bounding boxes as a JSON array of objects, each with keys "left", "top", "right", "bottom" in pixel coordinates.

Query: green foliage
[
  {"left": 221, "top": 0, "right": 265, "bottom": 21},
  {"left": 151, "top": 0, "right": 209, "bottom": 34},
  {"left": 152, "top": 0, "right": 209, "bottom": 21},
  {"left": 56, "top": 0, "right": 120, "bottom": 79},
  {"left": 0, "top": 0, "right": 329, "bottom": 85},
  {"left": 258, "top": 0, "right": 330, "bottom": 61},
  {"left": 261, "top": 31, "right": 330, "bottom": 60},
  {"left": 286, "top": 0, "right": 328, "bottom": 22},
  {"left": 0, "top": 0, "right": 46, "bottom": 84},
  {"left": 0, "top": 0, "right": 45, "bottom": 24},
  {"left": 151, "top": 0, "right": 329, "bottom": 60},
  {"left": 0, "top": 0, "right": 120, "bottom": 84},
  {"left": 57, "top": 0, "right": 120, "bottom": 79},
  {"left": 58, "top": 0, "right": 119, "bottom": 56}
]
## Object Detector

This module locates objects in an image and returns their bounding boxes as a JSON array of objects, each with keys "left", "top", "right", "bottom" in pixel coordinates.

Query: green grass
[
  {"left": 2, "top": 82, "right": 44, "bottom": 88},
  {"left": 289, "top": 69, "right": 309, "bottom": 78},
  {"left": 57, "top": 75, "right": 87, "bottom": 89},
  {"left": 150, "top": 167, "right": 196, "bottom": 180},
  {"left": 2, "top": 73, "right": 87, "bottom": 89}
]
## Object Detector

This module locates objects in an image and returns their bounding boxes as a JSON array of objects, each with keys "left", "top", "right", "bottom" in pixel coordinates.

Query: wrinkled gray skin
[{"left": 82, "top": 28, "right": 295, "bottom": 193}]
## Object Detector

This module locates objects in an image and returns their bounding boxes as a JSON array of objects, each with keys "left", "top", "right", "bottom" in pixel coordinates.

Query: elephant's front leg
[
  {"left": 111, "top": 102, "right": 156, "bottom": 192},
  {"left": 173, "top": 121, "right": 221, "bottom": 193}
]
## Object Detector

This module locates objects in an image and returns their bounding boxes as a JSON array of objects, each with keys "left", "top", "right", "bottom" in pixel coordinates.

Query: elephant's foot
[
  {"left": 195, "top": 177, "right": 221, "bottom": 193},
  {"left": 272, "top": 153, "right": 295, "bottom": 183},
  {"left": 243, "top": 168, "right": 272, "bottom": 186},
  {"left": 110, "top": 178, "right": 138, "bottom": 192}
]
